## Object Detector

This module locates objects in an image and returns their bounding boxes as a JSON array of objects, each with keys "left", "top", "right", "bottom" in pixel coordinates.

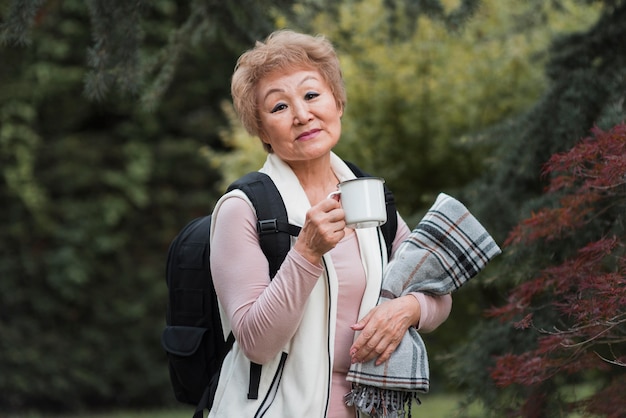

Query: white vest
[{"left": 209, "top": 153, "right": 387, "bottom": 417}]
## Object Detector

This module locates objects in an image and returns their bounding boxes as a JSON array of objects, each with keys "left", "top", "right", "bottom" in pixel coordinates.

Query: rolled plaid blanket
[{"left": 344, "top": 193, "right": 501, "bottom": 417}]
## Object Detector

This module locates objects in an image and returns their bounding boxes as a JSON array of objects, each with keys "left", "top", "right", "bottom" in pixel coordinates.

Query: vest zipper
[{"left": 253, "top": 352, "right": 288, "bottom": 418}]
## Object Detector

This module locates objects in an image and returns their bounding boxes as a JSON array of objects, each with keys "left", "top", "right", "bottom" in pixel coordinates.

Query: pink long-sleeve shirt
[{"left": 211, "top": 196, "right": 452, "bottom": 418}]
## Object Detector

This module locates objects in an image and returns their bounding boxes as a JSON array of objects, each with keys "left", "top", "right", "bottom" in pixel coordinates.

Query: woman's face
[{"left": 256, "top": 68, "right": 343, "bottom": 164}]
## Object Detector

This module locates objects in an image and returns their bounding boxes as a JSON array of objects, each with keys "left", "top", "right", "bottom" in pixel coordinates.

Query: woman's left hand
[{"left": 349, "top": 295, "right": 421, "bottom": 366}]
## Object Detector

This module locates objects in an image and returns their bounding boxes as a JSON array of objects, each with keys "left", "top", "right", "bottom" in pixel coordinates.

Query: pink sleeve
[
  {"left": 392, "top": 213, "right": 453, "bottom": 333},
  {"left": 210, "top": 196, "right": 323, "bottom": 364}
]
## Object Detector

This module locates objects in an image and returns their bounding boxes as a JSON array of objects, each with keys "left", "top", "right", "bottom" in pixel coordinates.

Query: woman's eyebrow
[{"left": 263, "top": 75, "right": 320, "bottom": 101}]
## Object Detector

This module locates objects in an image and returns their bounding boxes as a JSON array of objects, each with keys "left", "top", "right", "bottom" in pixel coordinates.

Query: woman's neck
[{"left": 288, "top": 156, "right": 339, "bottom": 206}]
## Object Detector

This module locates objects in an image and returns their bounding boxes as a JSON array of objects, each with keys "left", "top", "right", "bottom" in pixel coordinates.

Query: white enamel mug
[{"left": 328, "top": 177, "right": 387, "bottom": 228}]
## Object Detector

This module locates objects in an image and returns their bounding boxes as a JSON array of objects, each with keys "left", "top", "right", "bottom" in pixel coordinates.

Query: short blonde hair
[{"left": 231, "top": 30, "right": 346, "bottom": 152}]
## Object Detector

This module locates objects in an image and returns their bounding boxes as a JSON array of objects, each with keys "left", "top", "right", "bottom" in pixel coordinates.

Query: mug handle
[{"left": 327, "top": 190, "right": 341, "bottom": 200}]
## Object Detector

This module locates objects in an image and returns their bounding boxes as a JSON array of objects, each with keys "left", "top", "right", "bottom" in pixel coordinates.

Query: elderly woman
[{"left": 209, "top": 30, "right": 452, "bottom": 418}]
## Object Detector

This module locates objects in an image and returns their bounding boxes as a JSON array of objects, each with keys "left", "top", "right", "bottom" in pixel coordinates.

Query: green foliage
[
  {"left": 2, "top": 0, "right": 624, "bottom": 414},
  {"left": 1, "top": 0, "right": 295, "bottom": 107},
  {"left": 289, "top": 0, "right": 599, "bottom": 217},
  {"left": 200, "top": 102, "right": 268, "bottom": 191},
  {"left": 448, "top": 2, "right": 626, "bottom": 416},
  {"left": 0, "top": 0, "right": 233, "bottom": 411},
  {"left": 464, "top": 1, "right": 625, "bottom": 243}
]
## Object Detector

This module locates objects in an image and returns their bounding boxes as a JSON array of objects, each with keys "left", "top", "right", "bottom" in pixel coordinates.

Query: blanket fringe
[{"left": 344, "top": 385, "right": 421, "bottom": 417}]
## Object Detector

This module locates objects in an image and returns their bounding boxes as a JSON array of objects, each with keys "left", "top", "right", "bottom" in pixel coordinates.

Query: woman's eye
[
  {"left": 270, "top": 103, "right": 287, "bottom": 113},
  {"left": 305, "top": 92, "right": 320, "bottom": 100}
]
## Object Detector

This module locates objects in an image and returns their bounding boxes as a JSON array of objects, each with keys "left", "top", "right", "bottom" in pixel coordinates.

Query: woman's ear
[
  {"left": 259, "top": 130, "right": 270, "bottom": 145},
  {"left": 258, "top": 130, "right": 273, "bottom": 152},
  {"left": 337, "top": 101, "right": 345, "bottom": 118}
]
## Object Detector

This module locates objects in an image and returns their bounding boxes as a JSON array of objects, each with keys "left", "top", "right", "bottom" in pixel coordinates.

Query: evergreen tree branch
[
  {"left": 83, "top": 0, "right": 145, "bottom": 101},
  {"left": 0, "top": 0, "right": 44, "bottom": 46},
  {"left": 138, "top": 0, "right": 207, "bottom": 111}
]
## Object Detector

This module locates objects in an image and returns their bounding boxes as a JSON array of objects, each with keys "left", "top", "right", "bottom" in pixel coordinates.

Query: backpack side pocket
[{"left": 162, "top": 325, "right": 217, "bottom": 405}]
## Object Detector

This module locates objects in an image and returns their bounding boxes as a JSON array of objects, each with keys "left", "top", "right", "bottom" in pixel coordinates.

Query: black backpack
[{"left": 161, "top": 163, "right": 397, "bottom": 418}]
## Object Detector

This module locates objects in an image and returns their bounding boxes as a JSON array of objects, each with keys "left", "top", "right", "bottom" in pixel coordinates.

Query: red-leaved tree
[{"left": 487, "top": 122, "right": 626, "bottom": 417}]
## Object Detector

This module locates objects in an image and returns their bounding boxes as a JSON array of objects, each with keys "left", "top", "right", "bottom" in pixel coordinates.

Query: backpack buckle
[{"left": 258, "top": 219, "right": 278, "bottom": 234}]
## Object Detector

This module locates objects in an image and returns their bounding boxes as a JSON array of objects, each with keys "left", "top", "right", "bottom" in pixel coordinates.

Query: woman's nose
[{"left": 293, "top": 102, "right": 312, "bottom": 125}]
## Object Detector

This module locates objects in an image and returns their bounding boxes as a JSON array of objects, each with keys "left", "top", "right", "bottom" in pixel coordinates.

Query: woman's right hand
[{"left": 293, "top": 197, "right": 346, "bottom": 264}]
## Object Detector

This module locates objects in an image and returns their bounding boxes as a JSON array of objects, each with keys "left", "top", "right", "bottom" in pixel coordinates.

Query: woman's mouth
[{"left": 297, "top": 129, "right": 320, "bottom": 141}]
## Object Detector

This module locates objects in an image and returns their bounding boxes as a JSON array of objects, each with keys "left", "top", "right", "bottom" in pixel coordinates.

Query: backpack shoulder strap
[
  {"left": 227, "top": 172, "right": 301, "bottom": 278},
  {"left": 226, "top": 171, "right": 301, "bottom": 401},
  {"left": 343, "top": 160, "right": 397, "bottom": 258}
]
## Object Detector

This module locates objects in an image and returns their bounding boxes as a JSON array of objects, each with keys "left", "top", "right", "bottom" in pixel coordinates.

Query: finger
[
  {"left": 351, "top": 325, "right": 384, "bottom": 363},
  {"left": 350, "top": 310, "right": 373, "bottom": 331},
  {"left": 374, "top": 339, "right": 400, "bottom": 366},
  {"left": 317, "top": 196, "right": 341, "bottom": 212},
  {"left": 361, "top": 325, "right": 404, "bottom": 365},
  {"left": 349, "top": 311, "right": 374, "bottom": 359},
  {"left": 353, "top": 314, "right": 408, "bottom": 363},
  {"left": 327, "top": 208, "right": 346, "bottom": 230}
]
